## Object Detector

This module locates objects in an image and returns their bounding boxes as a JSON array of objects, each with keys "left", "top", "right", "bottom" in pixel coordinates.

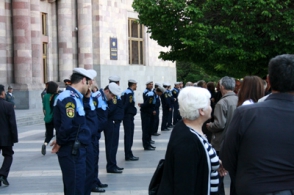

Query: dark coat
[
  {"left": 0, "top": 98, "right": 18, "bottom": 146},
  {"left": 157, "top": 120, "right": 209, "bottom": 195}
]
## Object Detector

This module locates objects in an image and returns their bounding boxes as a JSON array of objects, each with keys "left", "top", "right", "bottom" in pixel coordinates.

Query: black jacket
[
  {"left": 158, "top": 121, "right": 209, "bottom": 195},
  {"left": 0, "top": 98, "right": 18, "bottom": 146}
]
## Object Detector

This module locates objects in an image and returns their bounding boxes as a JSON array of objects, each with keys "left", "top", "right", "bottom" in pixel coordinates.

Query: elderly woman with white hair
[{"left": 157, "top": 87, "right": 226, "bottom": 195}]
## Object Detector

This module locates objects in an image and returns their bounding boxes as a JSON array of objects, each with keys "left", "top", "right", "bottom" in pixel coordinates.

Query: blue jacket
[
  {"left": 121, "top": 88, "right": 137, "bottom": 116},
  {"left": 153, "top": 89, "right": 161, "bottom": 110},
  {"left": 92, "top": 89, "right": 109, "bottom": 131},
  {"left": 140, "top": 88, "right": 156, "bottom": 113},
  {"left": 84, "top": 96, "right": 98, "bottom": 137},
  {"left": 161, "top": 90, "right": 171, "bottom": 109},
  {"left": 54, "top": 86, "right": 91, "bottom": 146},
  {"left": 108, "top": 95, "right": 124, "bottom": 121}
]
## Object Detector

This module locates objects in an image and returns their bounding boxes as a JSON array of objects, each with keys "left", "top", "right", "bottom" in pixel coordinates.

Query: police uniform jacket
[
  {"left": 161, "top": 90, "right": 171, "bottom": 109},
  {"left": 108, "top": 95, "right": 124, "bottom": 121},
  {"left": 153, "top": 89, "right": 161, "bottom": 110},
  {"left": 122, "top": 88, "right": 137, "bottom": 116},
  {"left": 140, "top": 88, "right": 155, "bottom": 113},
  {"left": 84, "top": 96, "right": 98, "bottom": 137},
  {"left": 0, "top": 98, "right": 18, "bottom": 146},
  {"left": 172, "top": 88, "right": 180, "bottom": 105},
  {"left": 92, "top": 89, "right": 109, "bottom": 132},
  {"left": 168, "top": 90, "right": 174, "bottom": 108},
  {"left": 54, "top": 86, "right": 91, "bottom": 146}
]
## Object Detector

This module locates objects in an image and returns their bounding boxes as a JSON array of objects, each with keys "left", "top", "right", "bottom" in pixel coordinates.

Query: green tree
[{"left": 133, "top": 0, "right": 294, "bottom": 77}]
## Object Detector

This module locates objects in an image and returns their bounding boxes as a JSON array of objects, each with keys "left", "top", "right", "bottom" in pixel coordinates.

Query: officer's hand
[
  {"left": 50, "top": 140, "right": 61, "bottom": 153},
  {"left": 85, "top": 89, "right": 91, "bottom": 98},
  {"left": 138, "top": 103, "right": 141, "bottom": 107},
  {"left": 153, "top": 111, "right": 156, "bottom": 115}
]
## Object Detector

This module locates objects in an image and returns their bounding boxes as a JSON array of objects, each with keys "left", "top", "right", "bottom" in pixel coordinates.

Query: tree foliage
[{"left": 133, "top": 0, "right": 294, "bottom": 77}]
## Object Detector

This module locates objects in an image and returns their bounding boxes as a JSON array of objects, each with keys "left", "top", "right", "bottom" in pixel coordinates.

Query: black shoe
[
  {"left": 150, "top": 145, "right": 156, "bottom": 148},
  {"left": 91, "top": 186, "right": 105, "bottom": 193},
  {"left": 107, "top": 168, "right": 123, "bottom": 174},
  {"left": 150, "top": 140, "right": 155, "bottom": 144},
  {"left": 0, "top": 176, "right": 9, "bottom": 186},
  {"left": 116, "top": 166, "right": 124, "bottom": 171},
  {"left": 152, "top": 133, "right": 160, "bottom": 136},
  {"left": 144, "top": 147, "right": 155, "bottom": 151},
  {"left": 125, "top": 156, "right": 139, "bottom": 161},
  {"left": 161, "top": 128, "right": 170, "bottom": 131},
  {"left": 98, "top": 183, "right": 108, "bottom": 188},
  {"left": 41, "top": 144, "right": 46, "bottom": 155}
]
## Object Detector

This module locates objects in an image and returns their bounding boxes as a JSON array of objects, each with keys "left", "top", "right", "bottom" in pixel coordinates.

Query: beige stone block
[
  {"left": 0, "top": 29, "right": 5, "bottom": 36},
  {"left": 13, "top": 9, "right": 29, "bottom": 16},
  {"left": 17, "top": 50, "right": 32, "bottom": 57}
]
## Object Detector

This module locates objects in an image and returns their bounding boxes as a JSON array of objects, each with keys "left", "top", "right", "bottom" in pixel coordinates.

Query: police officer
[
  {"left": 121, "top": 79, "right": 139, "bottom": 161},
  {"left": 138, "top": 81, "right": 156, "bottom": 150},
  {"left": 105, "top": 76, "right": 124, "bottom": 173},
  {"left": 171, "top": 82, "right": 181, "bottom": 125},
  {"left": 160, "top": 83, "right": 171, "bottom": 131},
  {"left": 167, "top": 84, "right": 174, "bottom": 128},
  {"left": 5, "top": 86, "right": 15, "bottom": 108},
  {"left": 91, "top": 82, "right": 119, "bottom": 192},
  {"left": 51, "top": 68, "right": 95, "bottom": 195},
  {"left": 151, "top": 83, "right": 161, "bottom": 136}
]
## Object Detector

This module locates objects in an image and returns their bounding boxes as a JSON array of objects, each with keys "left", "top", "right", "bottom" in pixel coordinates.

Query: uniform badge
[
  {"left": 129, "top": 96, "right": 133, "bottom": 103},
  {"left": 149, "top": 98, "right": 153, "bottom": 104},
  {"left": 173, "top": 91, "right": 176, "bottom": 94},
  {"left": 113, "top": 96, "right": 117, "bottom": 104},
  {"left": 65, "top": 102, "right": 75, "bottom": 118},
  {"left": 165, "top": 94, "right": 168, "bottom": 98},
  {"left": 93, "top": 101, "right": 97, "bottom": 107}
]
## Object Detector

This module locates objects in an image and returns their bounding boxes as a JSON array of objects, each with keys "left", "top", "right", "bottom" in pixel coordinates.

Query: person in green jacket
[{"left": 41, "top": 81, "right": 59, "bottom": 155}]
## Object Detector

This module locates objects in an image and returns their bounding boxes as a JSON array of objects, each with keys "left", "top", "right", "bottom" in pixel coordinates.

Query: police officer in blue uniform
[
  {"left": 171, "top": 82, "right": 181, "bottom": 125},
  {"left": 91, "top": 82, "right": 119, "bottom": 192},
  {"left": 105, "top": 76, "right": 124, "bottom": 173},
  {"left": 121, "top": 79, "right": 139, "bottom": 161},
  {"left": 160, "top": 83, "right": 172, "bottom": 131},
  {"left": 151, "top": 83, "right": 161, "bottom": 136},
  {"left": 51, "top": 68, "right": 95, "bottom": 195},
  {"left": 167, "top": 84, "right": 174, "bottom": 128},
  {"left": 138, "top": 81, "right": 156, "bottom": 150}
]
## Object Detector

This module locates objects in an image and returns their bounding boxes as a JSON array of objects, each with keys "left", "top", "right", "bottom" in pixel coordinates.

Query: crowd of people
[{"left": 1, "top": 54, "right": 294, "bottom": 195}]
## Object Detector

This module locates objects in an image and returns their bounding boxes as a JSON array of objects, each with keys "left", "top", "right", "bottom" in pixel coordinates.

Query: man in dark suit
[
  {"left": 221, "top": 54, "right": 294, "bottom": 195},
  {"left": 0, "top": 84, "right": 18, "bottom": 186},
  {"left": 6, "top": 86, "right": 15, "bottom": 108}
]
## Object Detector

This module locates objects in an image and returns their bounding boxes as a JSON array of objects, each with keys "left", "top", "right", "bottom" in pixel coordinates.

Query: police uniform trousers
[
  {"left": 152, "top": 108, "right": 160, "bottom": 134},
  {"left": 57, "top": 144, "right": 87, "bottom": 195},
  {"left": 168, "top": 106, "right": 173, "bottom": 126},
  {"left": 172, "top": 103, "right": 181, "bottom": 125},
  {"left": 91, "top": 134, "right": 103, "bottom": 189},
  {"left": 123, "top": 114, "right": 135, "bottom": 159},
  {"left": 85, "top": 139, "right": 95, "bottom": 195},
  {"left": 104, "top": 120, "right": 120, "bottom": 171},
  {"left": 161, "top": 107, "right": 169, "bottom": 130},
  {"left": 141, "top": 111, "right": 153, "bottom": 148},
  {"left": 0, "top": 146, "right": 14, "bottom": 178}
]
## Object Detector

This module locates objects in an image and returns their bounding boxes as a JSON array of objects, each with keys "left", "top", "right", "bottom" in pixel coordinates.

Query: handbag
[{"left": 148, "top": 159, "right": 165, "bottom": 195}]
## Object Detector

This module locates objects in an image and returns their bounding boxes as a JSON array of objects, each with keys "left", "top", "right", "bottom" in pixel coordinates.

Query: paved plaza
[{"left": 0, "top": 112, "right": 230, "bottom": 195}]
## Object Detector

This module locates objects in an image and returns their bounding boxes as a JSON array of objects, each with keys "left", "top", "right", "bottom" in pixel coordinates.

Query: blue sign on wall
[{"left": 110, "top": 38, "right": 118, "bottom": 60}]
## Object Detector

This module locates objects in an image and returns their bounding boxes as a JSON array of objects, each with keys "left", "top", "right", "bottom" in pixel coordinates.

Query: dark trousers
[
  {"left": 141, "top": 111, "right": 152, "bottom": 148},
  {"left": 85, "top": 141, "right": 94, "bottom": 195},
  {"left": 92, "top": 134, "right": 102, "bottom": 188},
  {"left": 44, "top": 121, "right": 54, "bottom": 143},
  {"left": 57, "top": 145, "right": 86, "bottom": 195},
  {"left": 173, "top": 104, "right": 180, "bottom": 125},
  {"left": 152, "top": 109, "right": 160, "bottom": 134},
  {"left": 123, "top": 114, "right": 135, "bottom": 159},
  {"left": 161, "top": 108, "right": 169, "bottom": 130},
  {"left": 104, "top": 120, "right": 120, "bottom": 171},
  {"left": 168, "top": 107, "right": 173, "bottom": 126},
  {"left": 0, "top": 146, "right": 14, "bottom": 178}
]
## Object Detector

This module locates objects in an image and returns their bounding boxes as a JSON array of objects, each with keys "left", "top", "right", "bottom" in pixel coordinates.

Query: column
[
  {"left": 0, "top": 1, "right": 7, "bottom": 83},
  {"left": 12, "top": 0, "right": 32, "bottom": 84},
  {"left": 30, "top": 0, "right": 42, "bottom": 84},
  {"left": 78, "top": 0, "right": 93, "bottom": 69},
  {"left": 57, "top": 0, "right": 73, "bottom": 80}
]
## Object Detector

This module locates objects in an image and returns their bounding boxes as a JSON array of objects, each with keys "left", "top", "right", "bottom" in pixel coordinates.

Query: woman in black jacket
[{"left": 157, "top": 87, "right": 226, "bottom": 195}]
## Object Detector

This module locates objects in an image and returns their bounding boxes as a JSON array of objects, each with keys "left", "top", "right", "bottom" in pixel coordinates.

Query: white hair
[{"left": 178, "top": 86, "right": 211, "bottom": 120}]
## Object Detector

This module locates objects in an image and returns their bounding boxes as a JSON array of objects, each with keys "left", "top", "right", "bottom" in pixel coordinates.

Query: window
[
  {"left": 128, "top": 19, "right": 144, "bottom": 65},
  {"left": 43, "top": 43, "right": 48, "bottom": 83},
  {"left": 41, "top": 13, "right": 47, "bottom": 36}
]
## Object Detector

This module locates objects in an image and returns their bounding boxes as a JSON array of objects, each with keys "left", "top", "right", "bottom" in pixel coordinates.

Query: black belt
[
  {"left": 67, "top": 142, "right": 87, "bottom": 148},
  {"left": 264, "top": 189, "right": 294, "bottom": 195}
]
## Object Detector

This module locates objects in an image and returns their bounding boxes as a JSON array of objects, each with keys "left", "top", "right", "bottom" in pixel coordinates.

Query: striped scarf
[{"left": 190, "top": 129, "right": 220, "bottom": 194}]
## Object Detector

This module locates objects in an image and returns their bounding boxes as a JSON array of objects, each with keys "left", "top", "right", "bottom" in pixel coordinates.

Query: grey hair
[
  {"left": 178, "top": 87, "right": 211, "bottom": 120},
  {"left": 220, "top": 76, "right": 235, "bottom": 90}
]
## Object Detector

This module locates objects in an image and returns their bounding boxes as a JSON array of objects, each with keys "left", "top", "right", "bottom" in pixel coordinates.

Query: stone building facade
[{"left": 0, "top": 0, "right": 176, "bottom": 109}]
